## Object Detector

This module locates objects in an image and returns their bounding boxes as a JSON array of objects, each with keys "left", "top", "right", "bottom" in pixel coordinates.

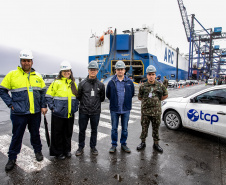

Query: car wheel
[{"left": 164, "top": 110, "right": 182, "bottom": 130}]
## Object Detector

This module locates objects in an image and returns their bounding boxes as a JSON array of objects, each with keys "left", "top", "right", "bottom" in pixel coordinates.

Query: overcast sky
[{"left": 0, "top": 0, "right": 226, "bottom": 76}]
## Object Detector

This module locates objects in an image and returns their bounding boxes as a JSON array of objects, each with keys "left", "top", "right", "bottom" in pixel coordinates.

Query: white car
[
  {"left": 207, "top": 79, "right": 214, "bottom": 85},
  {"left": 42, "top": 73, "right": 58, "bottom": 86},
  {"left": 162, "top": 85, "right": 226, "bottom": 138},
  {"left": 178, "top": 80, "right": 186, "bottom": 86},
  {"left": 168, "top": 80, "right": 177, "bottom": 88},
  {"left": 189, "top": 80, "right": 198, "bottom": 84}
]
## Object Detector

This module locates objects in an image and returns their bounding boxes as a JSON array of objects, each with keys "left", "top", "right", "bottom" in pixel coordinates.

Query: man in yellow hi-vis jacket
[{"left": 0, "top": 49, "right": 48, "bottom": 171}]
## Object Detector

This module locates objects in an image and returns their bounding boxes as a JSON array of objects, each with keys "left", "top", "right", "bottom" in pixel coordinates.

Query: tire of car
[{"left": 163, "top": 110, "right": 182, "bottom": 130}]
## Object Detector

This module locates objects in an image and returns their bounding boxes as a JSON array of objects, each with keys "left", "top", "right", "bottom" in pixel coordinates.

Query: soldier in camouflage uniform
[
  {"left": 137, "top": 65, "right": 168, "bottom": 152},
  {"left": 163, "top": 76, "right": 169, "bottom": 88}
]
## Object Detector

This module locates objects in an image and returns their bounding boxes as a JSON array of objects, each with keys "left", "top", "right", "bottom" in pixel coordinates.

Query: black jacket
[{"left": 77, "top": 76, "right": 105, "bottom": 115}]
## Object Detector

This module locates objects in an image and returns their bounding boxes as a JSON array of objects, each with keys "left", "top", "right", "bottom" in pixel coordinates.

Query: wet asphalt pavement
[{"left": 0, "top": 83, "right": 226, "bottom": 185}]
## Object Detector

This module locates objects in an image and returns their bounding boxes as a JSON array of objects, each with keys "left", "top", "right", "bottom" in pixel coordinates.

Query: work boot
[
  {"left": 65, "top": 152, "right": 71, "bottom": 158},
  {"left": 137, "top": 142, "right": 146, "bottom": 150},
  {"left": 56, "top": 154, "right": 66, "bottom": 160},
  {"left": 153, "top": 143, "right": 163, "bottom": 153},
  {"left": 91, "top": 147, "right": 98, "bottom": 155},
  {"left": 5, "top": 159, "right": 16, "bottom": 172},
  {"left": 121, "top": 145, "right": 131, "bottom": 153},
  {"left": 75, "top": 148, "right": 84, "bottom": 156},
  {"left": 35, "top": 152, "right": 44, "bottom": 161},
  {"left": 109, "top": 146, "right": 116, "bottom": 153}
]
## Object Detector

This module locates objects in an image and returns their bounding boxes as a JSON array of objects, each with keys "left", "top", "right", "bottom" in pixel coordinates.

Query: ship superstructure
[{"left": 89, "top": 26, "right": 188, "bottom": 82}]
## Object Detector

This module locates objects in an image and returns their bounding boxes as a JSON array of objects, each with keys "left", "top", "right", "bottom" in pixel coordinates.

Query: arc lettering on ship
[{"left": 164, "top": 47, "right": 174, "bottom": 64}]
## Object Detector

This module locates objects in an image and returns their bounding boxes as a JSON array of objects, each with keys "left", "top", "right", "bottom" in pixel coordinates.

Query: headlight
[{"left": 161, "top": 101, "right": 167, "bottom": 107}]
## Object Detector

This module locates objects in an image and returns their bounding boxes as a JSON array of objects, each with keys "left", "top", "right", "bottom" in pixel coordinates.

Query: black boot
[
  {"left": 65, "top": 152, "right": 71, "bottom": 158},
  {"left": 91, "top": 147, "right": 98, "bottom": 155},
  {"left": 56, "top": 154, "right": 66, "bottom": 160},
  {"left": 153, "top": 143, "right": 163, "bottom": 153},
  {"left": 5, "top": 159, "right": 16, "bottom": 171},
  {"left": 35, "top": 152, "right": 44, "bottom": 161},
  {"left": 137, "top": 142, "right": 146, "bottom": 150},
  {"left": 75, "top": 148, "right": 84, "bottom": 156}
]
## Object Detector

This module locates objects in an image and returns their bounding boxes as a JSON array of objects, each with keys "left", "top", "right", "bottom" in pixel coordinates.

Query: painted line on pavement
[
  {"left": 26, "top": 128, "right": 78, "bottom": 153},
  {"left": 98, "top": 120, "right": 112, "bottom": 129},
  {"left": 131, "top": 106, "right": 141, "bottom": 110},
  {"left": 73, "top": 125, "right": 108, "bottom": 140},
  {"left": 100, "top": 114, "right": 134, "bottom": 124},
  {"left": 0, "top": 134, "right": 50, "bottom": 173},
  {"left": 101, "top": 110, "right": 140, "bottom": 119},
  {"left": 131, "top": 109, "right": 141, "bottom": 114},
  {"left": 133, "top": 101, "right": 141, "bottom": 104}
]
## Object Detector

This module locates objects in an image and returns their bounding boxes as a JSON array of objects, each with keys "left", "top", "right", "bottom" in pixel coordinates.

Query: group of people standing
[{"left": 0, "top": 49, "right": 168, "bottom": 172}]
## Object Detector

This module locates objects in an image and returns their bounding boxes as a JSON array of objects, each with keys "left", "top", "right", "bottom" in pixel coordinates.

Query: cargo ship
[{"left": 88, "top": 26, "right": 188, "bottom": 83}]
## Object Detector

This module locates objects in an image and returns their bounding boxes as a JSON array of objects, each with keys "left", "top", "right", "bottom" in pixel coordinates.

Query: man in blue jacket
[
  {"left": 0, "top": 49, "right": 47, "bottom": 171},
  {"left": 106, "top": 60, "right": 134, "bottom": 153}
]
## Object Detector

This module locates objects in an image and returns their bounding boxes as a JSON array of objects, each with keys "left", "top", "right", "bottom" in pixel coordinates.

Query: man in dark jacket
[
  {"left": 0, "top": 49, "right": 47, "bottom": 171},
  {"left": 106, "top": 60, "right": 134, "bottom": 153},
  {"left": 75, "top": 61, "right": 105, "bottom": 156}
]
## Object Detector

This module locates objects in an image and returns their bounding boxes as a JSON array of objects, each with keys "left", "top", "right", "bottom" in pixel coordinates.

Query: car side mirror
[{"left": 190, "top": 98, "right": 196, "bottom": 103}]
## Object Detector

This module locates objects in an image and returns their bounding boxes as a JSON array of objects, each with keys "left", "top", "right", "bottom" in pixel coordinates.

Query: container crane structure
[{"left": 177, "top": 0, "right": 226, "bottom": 80}]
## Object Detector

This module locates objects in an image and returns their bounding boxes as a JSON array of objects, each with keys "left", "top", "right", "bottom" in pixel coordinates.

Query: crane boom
[{"left": 177, "top": 0, "right": 191, "bottom": 42}]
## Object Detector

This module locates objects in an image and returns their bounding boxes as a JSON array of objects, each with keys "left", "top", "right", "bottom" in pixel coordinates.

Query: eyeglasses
[
  {"left": 116, "top": 69, "right": 125, "bottom": 71},
  {"left": 62, "top": 70, "right": 71, "bottom": 73}
]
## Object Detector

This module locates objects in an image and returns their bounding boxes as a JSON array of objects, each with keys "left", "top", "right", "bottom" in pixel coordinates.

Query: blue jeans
[
  {"left": 110, "top": 111, "right": 130, "bottom": 147},
  {"left": 9, "top": 112, "right": 42, "bottom": 160},
  {"left": 78, "top": 113, "right": 100, "bottom": 148}
]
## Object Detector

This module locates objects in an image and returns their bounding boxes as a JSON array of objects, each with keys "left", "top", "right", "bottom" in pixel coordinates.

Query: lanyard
[
  {"left": 27, "top": 72, "right": 33, "bottom": 92},
  {"left": 27, "top": 72, "right": 31, "bottom": 84}
]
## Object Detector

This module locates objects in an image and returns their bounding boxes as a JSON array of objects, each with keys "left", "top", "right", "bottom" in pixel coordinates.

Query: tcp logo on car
[
  {"left": 187, "top": 109, "right": 219, "bottom": 124},
  {"left": 187, "top": 109, "right": 199, "bottom": 122}
]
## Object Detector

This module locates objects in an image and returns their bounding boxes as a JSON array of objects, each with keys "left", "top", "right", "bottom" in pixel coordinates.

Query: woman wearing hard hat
[{"left": 45, "top": 61, "right": 79, "bottom": 160}]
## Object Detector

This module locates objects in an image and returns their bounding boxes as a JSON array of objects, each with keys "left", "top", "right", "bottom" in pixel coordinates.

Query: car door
[
  {"left": 184, "top": 89, "right": 226, "bottom": 136},
  {"left": 209, "top": 89, "right": 226, "bottom": 137}
]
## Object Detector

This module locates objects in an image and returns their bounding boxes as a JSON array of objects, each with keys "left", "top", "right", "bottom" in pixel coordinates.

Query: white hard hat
[
  {"left": 20, "top": 49, "right": 33, "bottom": 59},
  {"left": 115, "top": 60, "right": 126, "bottom": 69},
  {"left": 146, "top": 65, "right": 156, "bottom": 73},
  {"left": 60, "top": 60, "right": 72, "bottom": 71},
  {"left": 88, "top": 61, "right": 99, "bottom": 69}
]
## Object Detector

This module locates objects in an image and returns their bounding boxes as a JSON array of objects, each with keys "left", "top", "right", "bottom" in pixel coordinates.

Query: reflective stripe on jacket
[
  {"left": 45, "top": 78, "right": 78, "bottom": 118},
  {"left": 0, "top": 67, "right": 47, "bottom": 115}
]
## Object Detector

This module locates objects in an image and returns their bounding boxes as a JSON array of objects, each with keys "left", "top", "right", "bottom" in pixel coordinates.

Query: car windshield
[
  {"left": 208, "top": 79, "right": 213, "bottom": 82},
  {"left": 43, "top": 75, "right": 58, "bottom": 79},
  {"left": 183, "top": 91, "right": 197, "bottom": 98},
  {"left": 196, "top": 89, "right": 226, "bottom": 104},
  {"left": 169, "top": 80, "right": 175, "bottom": 82},
  {"left": 179, "top": 80, "right": 185, "bottom": 82}
]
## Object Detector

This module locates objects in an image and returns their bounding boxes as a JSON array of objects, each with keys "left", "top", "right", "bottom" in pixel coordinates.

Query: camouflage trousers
[{"left": 140, "top": 114, "right": 161, "bottom": 142}]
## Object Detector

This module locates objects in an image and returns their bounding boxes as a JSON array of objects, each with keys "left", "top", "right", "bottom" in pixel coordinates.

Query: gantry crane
[{"left": 177, "top": 0, "right": 226, "bottom": 79}]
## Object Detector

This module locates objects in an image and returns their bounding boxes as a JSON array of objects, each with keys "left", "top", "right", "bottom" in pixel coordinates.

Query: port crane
[{"left": 177, "top": 0, "right": 226, "bottom": 79}]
